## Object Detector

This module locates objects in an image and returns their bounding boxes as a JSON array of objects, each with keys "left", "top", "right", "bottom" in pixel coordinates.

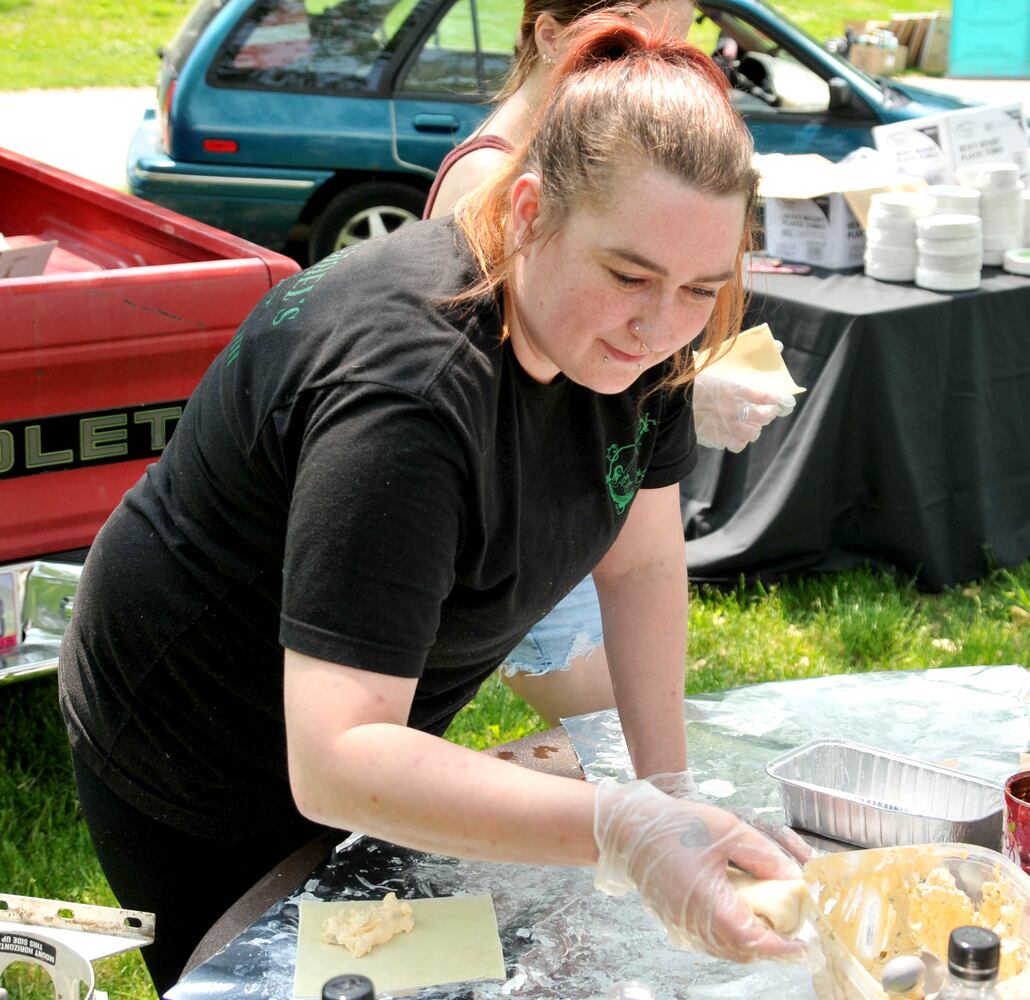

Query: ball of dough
[{"left": 726, "top": 868, "right": 809, "bottom": 937}]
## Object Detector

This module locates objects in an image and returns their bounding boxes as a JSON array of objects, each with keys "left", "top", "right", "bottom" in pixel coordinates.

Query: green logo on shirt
[
  {"left": 225, "top": 247, "right": 353, "bottom": 367},
  {"left": 605, "top": 413, "right": 654, "bottom": 514}
]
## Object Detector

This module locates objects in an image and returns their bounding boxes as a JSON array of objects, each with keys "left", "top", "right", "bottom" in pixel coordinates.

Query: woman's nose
[{"left": 641, "top": 299, "right": 690, "bottom": 354}]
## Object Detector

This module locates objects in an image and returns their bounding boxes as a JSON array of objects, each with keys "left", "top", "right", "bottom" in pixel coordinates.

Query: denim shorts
[{"left": 501, "top": 575, "right": 604, "bottom": 677}]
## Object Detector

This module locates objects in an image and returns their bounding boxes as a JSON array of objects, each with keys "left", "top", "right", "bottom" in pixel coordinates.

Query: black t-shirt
[{"left": 60, "top": 220, "right": 697, "bottom": 837}]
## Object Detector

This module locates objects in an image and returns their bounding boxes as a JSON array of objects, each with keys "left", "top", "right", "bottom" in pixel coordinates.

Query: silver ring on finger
[{"left": 740, "top": 404, "right": 751, "bottom": 423}]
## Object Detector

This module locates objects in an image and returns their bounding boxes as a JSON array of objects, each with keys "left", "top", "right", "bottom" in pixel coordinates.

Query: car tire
[{"left": 308, "top": 182, "right": 425, "bottom": 262}]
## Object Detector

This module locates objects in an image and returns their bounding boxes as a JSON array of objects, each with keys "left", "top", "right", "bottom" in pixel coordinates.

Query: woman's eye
[
  {"left": 689, "top": 286, "right": 719, "bottom": 300},
  {"left": 610, "top": 270, "right": 646, "bottom": 288}
]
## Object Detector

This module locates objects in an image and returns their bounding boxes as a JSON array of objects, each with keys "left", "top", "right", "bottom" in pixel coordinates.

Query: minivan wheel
[{"left": 308, "top": 182, "right": 425, "bottom": 262}]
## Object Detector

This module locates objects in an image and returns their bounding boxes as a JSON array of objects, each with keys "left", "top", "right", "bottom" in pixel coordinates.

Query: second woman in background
[{"left": 426, "top": 0, "right": 796, "bottom": 724}]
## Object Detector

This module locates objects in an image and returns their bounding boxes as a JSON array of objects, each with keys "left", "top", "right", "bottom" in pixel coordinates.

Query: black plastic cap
[
  {"left": 948, "top": 925, "right": 1001, "bottom": 981},
  {"left": 322, "top": 974, "right": 375, "bottom": 999}
]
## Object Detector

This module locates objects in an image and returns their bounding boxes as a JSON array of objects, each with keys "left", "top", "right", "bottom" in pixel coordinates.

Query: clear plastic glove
[
  {"left": 594, "top": 778, "right": 808, "bottom": 963},
  {"left": 645, "top": 770, "right": 813, "bottom": 864},
  {"left": 693, "top": 366, "right": 796, "bottom": 454}
]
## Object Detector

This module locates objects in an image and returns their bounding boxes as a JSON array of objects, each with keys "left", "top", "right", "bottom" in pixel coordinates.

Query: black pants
[{"left": 70, "top": 751, "right": 331, "bottom": 997}]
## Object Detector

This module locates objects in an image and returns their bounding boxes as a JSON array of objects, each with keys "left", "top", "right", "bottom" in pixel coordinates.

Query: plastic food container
[
  {"left": 804, "top": 843, "right": 1030, "bottom": 1000},
  {"left": 765, "top": 739, "right": 1003, "bottom": 849},
  {"left": 1004, "top": 248, "right": 1030, "bottom": 276}
]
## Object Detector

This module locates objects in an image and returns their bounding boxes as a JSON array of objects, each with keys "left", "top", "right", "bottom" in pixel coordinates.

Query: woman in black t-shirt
[{"left": 60, "top": 14, "right": 807, "bottom": 995}]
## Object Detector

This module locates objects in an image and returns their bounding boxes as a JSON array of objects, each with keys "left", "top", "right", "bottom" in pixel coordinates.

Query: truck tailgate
[{"left": 0, "top": 146, "right": 300, "bottom": 563}]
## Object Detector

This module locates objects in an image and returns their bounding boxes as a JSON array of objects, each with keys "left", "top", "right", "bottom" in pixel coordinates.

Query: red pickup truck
[{"left": 0, "top": 147, "right": 299, "bottom": 682}]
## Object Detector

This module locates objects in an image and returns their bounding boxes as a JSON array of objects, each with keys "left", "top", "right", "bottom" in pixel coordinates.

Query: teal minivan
[{"left": 127, "top": 0, "right": 973, "bottom": 262}]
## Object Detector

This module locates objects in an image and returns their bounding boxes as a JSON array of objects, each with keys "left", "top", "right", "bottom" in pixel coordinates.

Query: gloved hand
[
  {"left": 594, "top": 778, "right": 807, "bottom": 963},
  {"left": 693, "top": 366, "right": 796, "bottom": 454},
  {"left": 645, "top": 770, "right": 813, "bottom": 864}
]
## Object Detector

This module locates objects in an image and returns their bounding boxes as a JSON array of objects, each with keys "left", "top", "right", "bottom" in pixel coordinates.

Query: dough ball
[{"left": 727, "top": 868, "right": 809, "bottom": 937}]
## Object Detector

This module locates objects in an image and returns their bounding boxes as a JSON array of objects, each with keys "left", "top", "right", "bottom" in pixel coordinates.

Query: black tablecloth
[{"left": 681, "top": 267, "right": 1030, "bottom": 591}]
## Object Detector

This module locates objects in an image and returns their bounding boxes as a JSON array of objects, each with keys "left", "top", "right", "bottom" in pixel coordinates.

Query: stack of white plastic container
[
  {"left": 863, "top": 192, "right": 933, "bottom": 282},
  {"left": 915, "top": 214, "right": 983, "bottom": 291},
  {"left": 1011, "top": 190, "right": 1030, "bottom": 276},
  {"left": 863, "top": 162, "right": 1030, "bottom": 287},
  {"left": 959, "top": 163, "right": 1026, "bottom": 266}
]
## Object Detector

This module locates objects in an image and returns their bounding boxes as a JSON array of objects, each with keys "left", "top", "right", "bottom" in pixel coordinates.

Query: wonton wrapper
[{"left": 696, "top": 323, "right": 806, "bottom": 398}]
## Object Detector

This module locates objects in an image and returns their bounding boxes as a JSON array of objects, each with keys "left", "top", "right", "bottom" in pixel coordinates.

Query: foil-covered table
[{"left": 167, "top": 665, "right": 1029, "bottom": 1000}]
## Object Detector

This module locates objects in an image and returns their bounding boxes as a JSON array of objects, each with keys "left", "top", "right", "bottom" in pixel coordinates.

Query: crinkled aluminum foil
[{"left": 169, "top": 665, "right": 1028, "bottom": 1000}]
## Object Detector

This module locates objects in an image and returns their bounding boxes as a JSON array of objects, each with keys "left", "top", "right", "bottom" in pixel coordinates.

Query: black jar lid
[
  {"left": 322, "top": 974, "right": 375, "bottom": 999},
  {"left": 948, "top": 926, "right": 1000, "bottom": 981}
]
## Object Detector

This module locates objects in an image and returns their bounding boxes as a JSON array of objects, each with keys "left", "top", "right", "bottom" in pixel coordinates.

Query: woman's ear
[
  {"left": 510, "top": 172, "right": 542, "bottom": 250},
  {"left": 533, "top": 12, "right": 564, "bottom": 64}
]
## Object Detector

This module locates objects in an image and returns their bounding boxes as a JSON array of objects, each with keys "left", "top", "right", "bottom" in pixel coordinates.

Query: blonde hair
[
  {"left": 454, "top": 12, "right": 758, "bottom": 390},
  {"left": 496, "top": 0, "right": 641, "bottom": 100}
]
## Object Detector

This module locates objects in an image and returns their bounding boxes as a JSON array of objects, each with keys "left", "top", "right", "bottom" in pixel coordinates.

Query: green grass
[
  {"left": 774, "top": 0, "right": 950, "bottom": 49},
  {"left": 2, "top": 561, "right": 1027, "bottom": 998},
  {"left": 0, "top": 0, "right": 194, "bottom": 89},
  {"left": 0, "top": 0, "right": 953, "bottom": 91}
]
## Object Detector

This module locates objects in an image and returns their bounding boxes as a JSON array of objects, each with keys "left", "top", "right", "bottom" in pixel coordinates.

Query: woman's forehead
[{"left": 562, "top": 166, "right": 745, "bottom": 260}]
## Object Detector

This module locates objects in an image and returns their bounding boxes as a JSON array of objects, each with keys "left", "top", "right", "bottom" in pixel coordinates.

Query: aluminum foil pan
[{"left": 765, "top": 738, "right": 1004, "bottom": 849}]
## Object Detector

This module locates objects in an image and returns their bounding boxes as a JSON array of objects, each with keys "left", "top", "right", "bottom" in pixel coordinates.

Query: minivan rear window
[
  {"left": 211, "top": 0, "right": 412, "bottom": 94},
  {"left": 165, "top": 0, "right": 234, "bottom": 71}
]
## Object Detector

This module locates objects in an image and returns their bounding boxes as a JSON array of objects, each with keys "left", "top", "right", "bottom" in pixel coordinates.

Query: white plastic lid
[
  {"left": 1003, "top": 248, "right": 1030, "bottom": 275},
  {"left": 868, "top": 191, "right": 935, "bottom": 217},
  {"left": 983, "top": 232, "right": 1023, "bottom": 250},
  {"left": 917, "top": 250, "right": 983, "bottom": 273},
  {"left": 978, "top": 193, "right": 1025, "bottom": 214},
  {"left": 915, "top": 266, "right": 981, "bottom": 291},
  {"left": 917, "top": 235, "right": 983, "bottom": 256},
  {"left": 864, "top": 225, "right": 918, "bottom": 249},
  {"left": 916, "top": 214, "right": 982, "bottom": 237},
  {"left": 866, "top": 259, "right": 915, "bottom": 282},
  {"left": 865, "top": 244, "right": 918, "bottom": 266}
]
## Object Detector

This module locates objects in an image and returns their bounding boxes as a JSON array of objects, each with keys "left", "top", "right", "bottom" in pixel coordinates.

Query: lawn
[
  {"left": 2, "top": 562, "right": 1028, "bottom": 998},
  {"left": 0, "top": 0, "right": 952, "bottom": 90}
]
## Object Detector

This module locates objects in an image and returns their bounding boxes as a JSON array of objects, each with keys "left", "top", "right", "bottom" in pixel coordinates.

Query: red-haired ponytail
[{"left": 454, "top": 12, "right": 757, "bottom": 389}]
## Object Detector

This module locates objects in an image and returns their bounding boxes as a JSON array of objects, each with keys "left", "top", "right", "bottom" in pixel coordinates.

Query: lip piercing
[{"left": 603, "top": 355, "right": 609, "bottom": 363}]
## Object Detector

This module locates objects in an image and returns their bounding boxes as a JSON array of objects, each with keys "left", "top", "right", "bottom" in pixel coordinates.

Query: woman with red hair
[{"left": 61, "top": 15, "right": 805, "bottom": 995}]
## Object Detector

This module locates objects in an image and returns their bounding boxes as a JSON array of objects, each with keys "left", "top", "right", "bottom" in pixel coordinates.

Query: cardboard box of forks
[
  {"left": 872, "top": 102, "right": 1030, "bottom": 185},
  {"left": 755, "top": 154, "right": 925, "bottom": 270}
]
